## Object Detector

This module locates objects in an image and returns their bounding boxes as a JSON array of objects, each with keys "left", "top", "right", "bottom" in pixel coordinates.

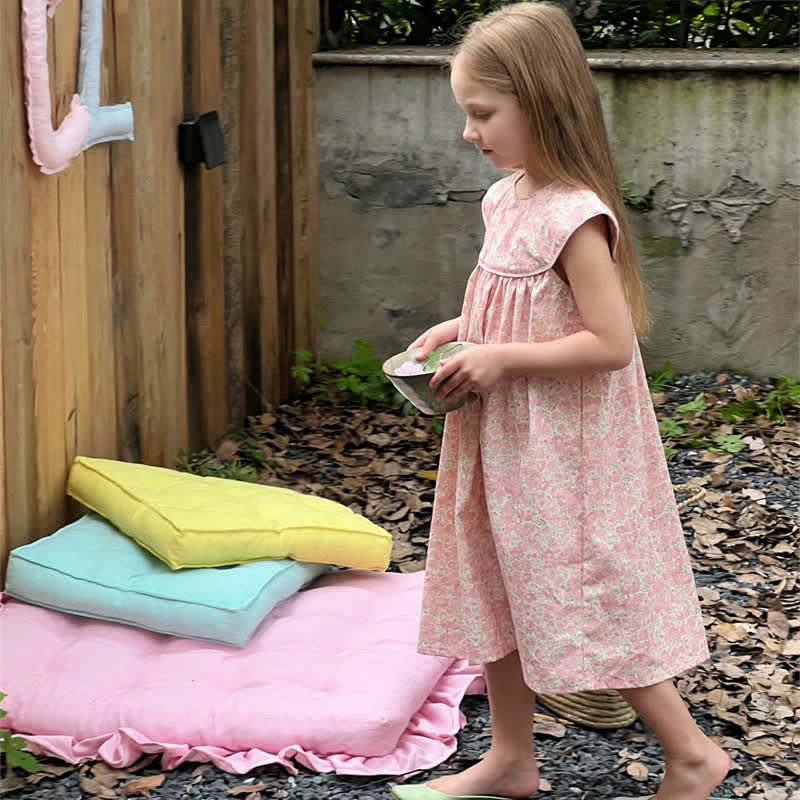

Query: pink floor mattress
[{"left": 0, "top": 569, "right": 484, "bottom": 775}]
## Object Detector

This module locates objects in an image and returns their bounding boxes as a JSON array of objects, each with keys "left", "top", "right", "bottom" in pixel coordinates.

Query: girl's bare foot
[
  {"left": 427, "top": 750, "right": 540, "bottom": 798},
  {"left": 655, "top": 740, "right": 730, "bottom": 800}
]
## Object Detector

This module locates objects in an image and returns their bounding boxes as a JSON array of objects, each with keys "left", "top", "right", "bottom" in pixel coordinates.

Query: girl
[{"left": 392, "top": 4, "right": 731, "bottom": 800}]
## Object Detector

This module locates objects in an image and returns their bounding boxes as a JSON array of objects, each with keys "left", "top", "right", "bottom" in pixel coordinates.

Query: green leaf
[
  {"left": 677, "top": 392, "right": 708, "bottom": 418},
  {"left": 6, "top": 744, "right": 42, "bottom": 774},
  {"left": 659, "top": 417, "right": 685, "bottom": 439},
  {"left": 711, "top": 433, "right": 746, "bottom": 453}
]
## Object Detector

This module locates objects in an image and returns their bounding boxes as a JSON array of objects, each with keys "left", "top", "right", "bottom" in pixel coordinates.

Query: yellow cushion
[{"left": 66, "top": 457, "right": 392, "bottom": 571}]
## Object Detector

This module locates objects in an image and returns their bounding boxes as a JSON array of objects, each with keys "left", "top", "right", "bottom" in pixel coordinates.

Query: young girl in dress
[{"left": 392, "top": 4, "right": 731, "bottom": 800}]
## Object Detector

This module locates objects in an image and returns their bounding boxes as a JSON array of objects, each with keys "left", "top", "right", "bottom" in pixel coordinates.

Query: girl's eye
[{"left": 473, "top": 112, "right": 491, "bottom": 120}]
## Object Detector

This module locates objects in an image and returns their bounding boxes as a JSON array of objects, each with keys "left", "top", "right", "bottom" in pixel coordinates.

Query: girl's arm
[{"left": 500, "top": 215, "right": 633, "bottom": 377}]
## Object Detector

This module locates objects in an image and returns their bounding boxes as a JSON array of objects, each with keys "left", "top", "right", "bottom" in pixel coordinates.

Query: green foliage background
[{"left": 324, "top": 0, "right": 799, "bottom": 48}]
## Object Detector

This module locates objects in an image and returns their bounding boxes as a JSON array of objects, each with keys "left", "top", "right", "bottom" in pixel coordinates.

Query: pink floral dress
[{"left": 417, "top": 173, "right": 710, "bottom": 695}]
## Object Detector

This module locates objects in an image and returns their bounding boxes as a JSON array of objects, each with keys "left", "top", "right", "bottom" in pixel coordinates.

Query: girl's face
[{"left": 450, "top": 55, "right": 534, "bottom": 172}]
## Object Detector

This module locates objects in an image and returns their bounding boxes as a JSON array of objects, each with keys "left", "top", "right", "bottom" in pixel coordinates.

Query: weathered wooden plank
[
  {"left": 220, "top": 0, "right": 246, "bottom": 426},
  {"left": 84, "top": 0, "right": 120, "bottom": 461},
  {"left": 29, "top": 161, "right": 67, "bottom": 537},
  {"left": 240, "top": 0, "right": 280, "bottom": 409},
  {"left": 149, "top": 0, "right": 188, "bottom": 464},
  {"left": 288, "top": 0, "right": 320, "bottom": 362},
  {"left": 123, "top": 0, "right": 187, "bottom": 466},
  {"left": 273, "top": 0, "right": 294, "bottom": 402},
  {"left": 109, "top": 0, "right": 141, "bottom": 463},
  {"left": 184, "top": 0, "right": 228, "bottom": 449},
  {"left": 54, "top": 0, "right": 91, "bottom": 514},
  {"left": 1, "top": 0, "right": 38, "bottom": 566}
]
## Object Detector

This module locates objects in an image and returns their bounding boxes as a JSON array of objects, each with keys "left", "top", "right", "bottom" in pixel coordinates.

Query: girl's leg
[
  {"left": 428, "top": 650, "right": 541, "bottom": 797},
  {"left": 618, "top": 679, "right": 730, "bottom": 800}
]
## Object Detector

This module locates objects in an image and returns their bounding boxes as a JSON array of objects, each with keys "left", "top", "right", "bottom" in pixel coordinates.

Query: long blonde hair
[{"left": 454, "top": 1, "right": 650, "bottom": 337}]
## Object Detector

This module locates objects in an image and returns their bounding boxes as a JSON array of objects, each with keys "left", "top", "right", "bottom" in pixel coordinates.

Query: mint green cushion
[{"left": 5, "top": 514, "right": 329, "bottom": 647}]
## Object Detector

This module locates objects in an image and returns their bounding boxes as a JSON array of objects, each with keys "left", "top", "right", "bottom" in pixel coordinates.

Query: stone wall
[{"left": 314, "top": 48, "right": 799, "bottom": 378}]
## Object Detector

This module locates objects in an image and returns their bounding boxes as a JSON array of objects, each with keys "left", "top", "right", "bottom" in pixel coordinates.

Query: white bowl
[{"left": 382, "top": 342, "right": 476, "bottom": 416}]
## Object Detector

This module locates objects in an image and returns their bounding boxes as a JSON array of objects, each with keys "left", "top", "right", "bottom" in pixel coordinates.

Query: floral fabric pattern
[{"left": 417, "top": 173, "right": 710, "bottom": 694}]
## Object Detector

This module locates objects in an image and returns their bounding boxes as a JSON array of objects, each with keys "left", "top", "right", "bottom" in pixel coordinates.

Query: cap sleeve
[
  {"left": 480, "top": 175, "right": 513, "bottom": 230},
  {"left": 544, "top": 188, "right": 620, "bottom": 267}
]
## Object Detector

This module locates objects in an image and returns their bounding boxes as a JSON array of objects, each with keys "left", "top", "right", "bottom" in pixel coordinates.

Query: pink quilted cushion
[{"left": 0, "top": 570, "right": 484, "bottom": 775}]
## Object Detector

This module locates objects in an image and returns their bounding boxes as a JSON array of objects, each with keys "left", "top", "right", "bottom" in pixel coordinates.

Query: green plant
[
  {"left": 719, "top": 396, "right": 760, "bottom": 424},
  {"left": 331, "top": 340, "right": 397, "bottom": 404},
  {"left": 710, "top": 432, "right": 746, "bottom": 453},
  {"left": 647, "top": 361, "right": 678, "bottom": 393},
  {"left": 326, "top": 1, "right": 798, "bottom": 48},
  {"left": 0, "top": 693, "right": 40, "bottom": 774},
  {"left": 621, "top": 180, "right": 650, "bottom": 211},
  {"left": 658, "top": 417, "right": 685, "bottom": 440},
  {"left": 291, "top": 350, "right": 316, "bottom": 385},
  {"left": 314, "top": 304, "right": 329, "bottom": 331},
  {"left": 763, "top": 375, "right": 799, "bottom": 423},
  {"left": 719, "top": 375, "right": 799, "bottom": 424},
  {"left": 176, "top": 450, "right": 259, "bottom": 482},
  {"left": 677, "top": 392, "right": 708, "bottom": 418}
]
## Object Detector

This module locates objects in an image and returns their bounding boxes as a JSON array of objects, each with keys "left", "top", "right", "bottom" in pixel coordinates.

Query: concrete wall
[{"left": 314, "top": 48, "right": 799, "bottom": 378}]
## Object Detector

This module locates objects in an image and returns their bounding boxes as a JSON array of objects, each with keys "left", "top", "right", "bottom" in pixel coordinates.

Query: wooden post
[
  {"left": 83, "top": 0, "right": 120, "bottom": 462},
  {"left": 288, "top": 0, "right": 320, "bottom": 362},
  {"left": 109, "top": 0, "right": 142, "bottom": 463},
  {"left": 183, "top": 0, "right": 228, "bottom": 449},
  {"left": 0, "top": 0, "right": 38, "bottom": 565},
  {"left": 54, "top": 0, "right": 89, "bottom": 524},
  {"left": 240, "top": 0, "right": 280, "bottom": 410}
]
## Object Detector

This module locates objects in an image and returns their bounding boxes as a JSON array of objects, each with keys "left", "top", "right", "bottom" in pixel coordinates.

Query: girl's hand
[
  {"left": 407, "top": 317, "right": 461, "bottom": 361},
  {"left": 429, "top": 344, "right": 505, "bottom": 402}
]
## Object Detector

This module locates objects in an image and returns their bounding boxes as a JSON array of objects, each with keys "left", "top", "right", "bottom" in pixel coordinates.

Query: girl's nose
[{"left": 463, "top": 121, "right": 478, "bottom": 143}]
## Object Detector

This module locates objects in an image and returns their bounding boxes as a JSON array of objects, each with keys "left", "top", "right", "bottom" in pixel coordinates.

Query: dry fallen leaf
[
  {"left": 626, "top": 762, "right": 650, "bottom": 781},
  {"left": 79, "top": 777, "right": 117, "bottom": 799},
  {"left": 90, "top": 762, "right": 129, "bottom": 788},
  {"left": 767, "top": 609, "right": 790, "bottom": 639},
  {"left": 118, "top": 774, "right": 166, "bottom": 797},
  {"left": 228, "top": 784, "right": 269, "bottom": 796}
]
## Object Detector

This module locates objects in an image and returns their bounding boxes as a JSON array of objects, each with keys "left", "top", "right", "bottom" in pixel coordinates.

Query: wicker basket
[
  {"left": 536, "top": 483, "right": 706, "bottom": 730},
  {"left": 537, "top": 689, "right": 637, "bottom": 729}
]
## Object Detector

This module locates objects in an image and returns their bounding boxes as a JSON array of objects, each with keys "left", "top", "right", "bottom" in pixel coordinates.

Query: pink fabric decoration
[
  {"left": 0, "top": 570, "right": 485, "bottom": 775},
  {"left": 22, "top": 0, "right": 91, "bottom": 174}
]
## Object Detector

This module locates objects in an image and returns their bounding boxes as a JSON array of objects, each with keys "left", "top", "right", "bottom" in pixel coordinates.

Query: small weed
[
  {"left": 314, "top": 304, "right": 329, "bottom": 331},
  {"left": 677, "top": 392, "right": 708, "bottom": 418},
  {"left": 719, "top": 398, "right": 759, "bottom": 424},
  {"left": 763, "top": 375, "right": 799, "bottom": 423},
  {"left": 331, "top": 340, "right": 395, "bottom": 404},
  {"left": 176, "top": 449, "right": 259, "bottom": 482},
  {"left": 240, "top": 437, "right": 268, "bottom": 466},
  {"left": 291, "top": 350, "right": 315, "bottom": 385},
  {"left": 658, "top": 417, "right": 685, "bottom": 439},
  {"left": 710, "top": 433, "right": 746, "bottom": 454},
  {"left": 621, "top": 180, "right": 650, "bottom": 211},
  {"left": 647, "top": 361, "right": 678, "bottom": 393},
  {"left": 0, "top": 693, "right": 40, "bottom": 774},
  {"left": 719, "top": 375, "right": 799, "bottom": 424}
]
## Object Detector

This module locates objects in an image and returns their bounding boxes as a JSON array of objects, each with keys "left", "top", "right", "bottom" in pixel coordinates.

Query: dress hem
[{"left": 417, "top": 643, "right": 711, "bottom": 696}]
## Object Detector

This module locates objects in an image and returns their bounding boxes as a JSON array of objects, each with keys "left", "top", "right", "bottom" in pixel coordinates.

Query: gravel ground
[{"left": 6, "top": 371, "right": 798, "bottom": 800}]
